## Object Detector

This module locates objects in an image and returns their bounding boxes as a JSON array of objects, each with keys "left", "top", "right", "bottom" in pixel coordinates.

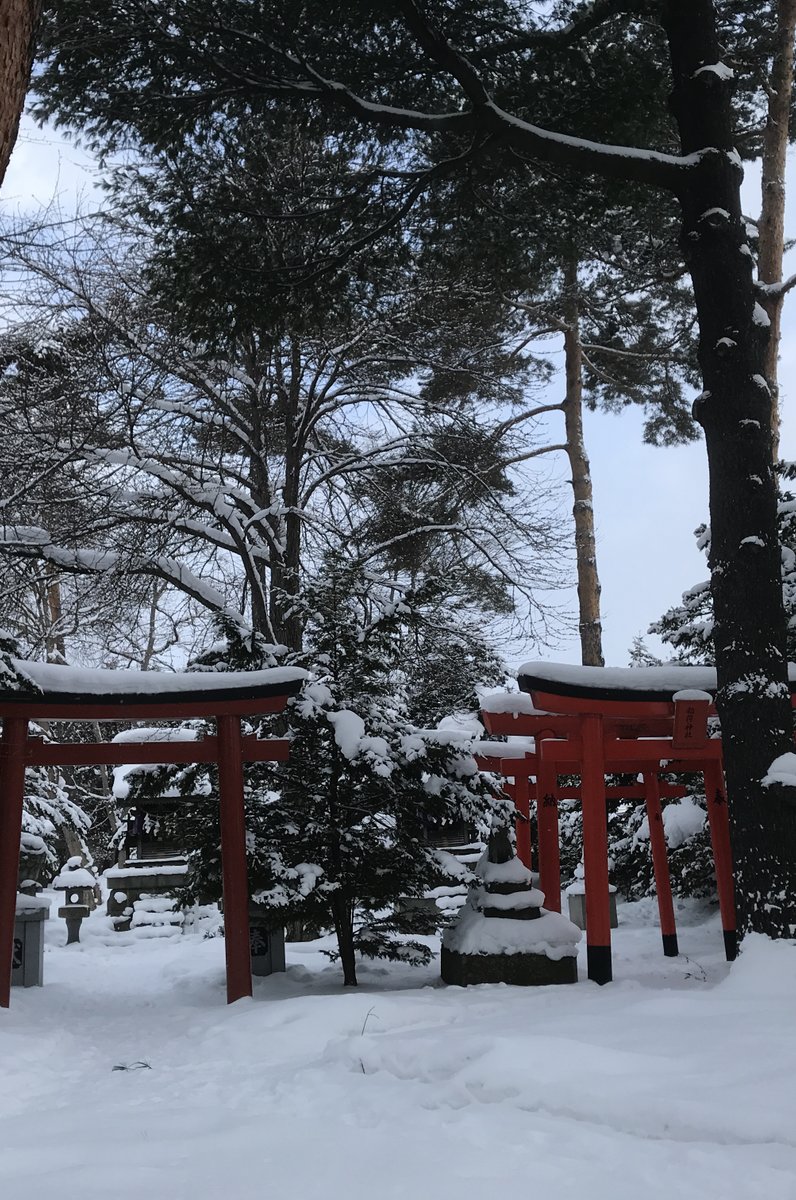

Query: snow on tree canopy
[
  {"left": 110, "top": 727, "right": 205, "bottom": 801},
  {"left": 635, "top": 797, "right": 706, "bottom": 849},
  {"left": 0, "top": 630, "right": 39, "bottom": 694},
  {"left": 661, "top": 798, "right": 707, "bottom": 849},
  {"left": 327, "top": 710, "right": 392, "bottom": 775}
]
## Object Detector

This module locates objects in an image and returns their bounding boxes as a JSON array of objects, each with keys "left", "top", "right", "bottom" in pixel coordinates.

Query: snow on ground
[{"left": 2, "top": 898, "right": 796, "bottom": 1200}]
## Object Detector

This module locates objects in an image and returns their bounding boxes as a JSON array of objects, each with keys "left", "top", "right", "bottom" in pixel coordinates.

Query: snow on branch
[
  {"left": 471, "top": 0, "right": 649, "bottom": 61},
  {"left": 0, "top": 529, "right": 250, "bottom": 633},
  {"left": 756, "top": 274, "right": 796, "bottom": 301},
  {"left": 261, "top": 16, "right": 702, "bottom": 193}
]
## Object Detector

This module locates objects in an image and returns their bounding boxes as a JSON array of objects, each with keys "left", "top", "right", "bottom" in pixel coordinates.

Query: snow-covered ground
[{"left": 2, "top": 899, "right": 795, "bottom": 1200}]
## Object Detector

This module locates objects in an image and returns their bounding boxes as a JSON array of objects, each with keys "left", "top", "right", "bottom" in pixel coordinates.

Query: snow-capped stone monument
[
  {"left": 54, "top": 856, "right": 99, "bottom": 944},
  {"left": 441, "top": 827, "right": 581, "bottom": 986},
  {"left": 565, "top": 858, "right": 618, "bottom": 931}
]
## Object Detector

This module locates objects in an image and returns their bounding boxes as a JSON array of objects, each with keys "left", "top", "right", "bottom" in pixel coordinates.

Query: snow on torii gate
[
  {"left": 0, "top": 660, "right": 306, "bottom": 1009},
  {"left": 479, "top": 663, "right": 741, "bottom": 987}
]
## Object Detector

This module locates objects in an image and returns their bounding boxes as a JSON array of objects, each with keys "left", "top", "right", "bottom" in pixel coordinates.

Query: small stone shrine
[
  {"left": 565, "top": 858, "right": 618, "bottom": 931},
  {"left": 441, "top": 827, "right": 581, "bottom": 986},
  {"left": 248, "top": 903, "right": 286, "bottom": 976}
]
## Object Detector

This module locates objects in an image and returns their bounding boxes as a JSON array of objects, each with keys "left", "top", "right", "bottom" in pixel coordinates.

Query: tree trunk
[
  {"left": 91, "top": 719, "right": 122, "bottom": 843},
  {"left": 139, "top": 580, "right": 164, "bottom": 670},
  {"left": 0, "top": 0, "right": 40, "bottom": 188},
  {"left": 326, "top": 743, "right": 358, "bottom": 984},
  {"left": 758, "top": 0, "right": 796, "bottom": 461},
  {"left": 267, "top": 338, "right": 304, "bottom": 652},
  {"left": 45, "top": 570, "right": 66, "bottom": 663},
  {"left": 663, "top": 0, "right": 796, "bottom": 939},
  {"left": 330, "top": 893, "right": 358, "bottom": 986},
  {"left": 562, "top": 254, "right": 604, "bottom": 666}
]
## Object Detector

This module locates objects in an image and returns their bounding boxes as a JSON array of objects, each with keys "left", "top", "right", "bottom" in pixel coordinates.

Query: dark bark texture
[
  {"left": 663, "top": 0, "right": 796, "bottom": 937},
  {"left": 0, "top": 0, "right": 39, "bottom": 188}
]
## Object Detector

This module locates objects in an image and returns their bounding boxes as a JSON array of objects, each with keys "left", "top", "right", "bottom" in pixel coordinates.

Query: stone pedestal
[
  {"left": 566, "top": 891, "right": 618, "bottom": 931},
  {"left": 441, "top": 943, "right": 577, "bottom": 986},
  {"left": 58, "top": 905, "right": 91, "bottom": 944},
  {"left": 249, "top": 907, "right": 286, "bottom": 976},
  {"left": 12, "top": 900, "right": 47, "bottom": 987}
]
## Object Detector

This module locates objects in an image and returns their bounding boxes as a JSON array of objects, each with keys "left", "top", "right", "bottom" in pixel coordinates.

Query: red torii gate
[
  {"left": 479, "top": 663, "right": 738, "bottom": 986},
  {"left": 0, "top": 660, "right": 306, "bottom": 1009}
]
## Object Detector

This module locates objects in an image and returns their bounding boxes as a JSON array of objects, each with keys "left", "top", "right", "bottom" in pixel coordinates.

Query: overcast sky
[{"left": 4, "top": 119, "right": 794, "bottom": 672}]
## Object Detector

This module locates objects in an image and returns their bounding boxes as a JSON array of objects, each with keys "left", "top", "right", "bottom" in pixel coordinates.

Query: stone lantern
[{"left": 53, "top": 856, "right": 99, "bottom": 944}]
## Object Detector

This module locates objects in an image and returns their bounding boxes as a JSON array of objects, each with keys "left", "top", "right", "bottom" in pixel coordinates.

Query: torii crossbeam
[
  {"left": 0, "top": 660, "right": 306, "bottom": 1008},
  {"left": 480, "top": 663, "right": 745, "bottom": 985}
]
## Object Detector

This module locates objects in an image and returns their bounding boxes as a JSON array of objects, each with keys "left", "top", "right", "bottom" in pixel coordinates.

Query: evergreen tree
[
  {"left": 0, "top": 633, "right": 91, "bottom": 882},
  {"left": 20, "top": 756, "right": 91, "bottom": 884},
  {"left": 135, "top": 564, "right": 510, "bottom": 985},
  {"left": 651, "top": 466, "right": 796, "bottom": 663},
  {"left": 0, "top": 191, "right": 566, "bottom": 653}
]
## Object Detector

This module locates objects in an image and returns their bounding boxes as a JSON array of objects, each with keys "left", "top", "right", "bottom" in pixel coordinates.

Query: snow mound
[
  {"left": 480, "top": 691, "right": 539, "bottom": 715},
  {"left": 52, "top": 866, "right": 96, "bottom": 888},
  {"left": 762, "top": 752, "right": 796, "bottom": 787},
  {"left": 719, "top": 933, "right": 796, "bottom": 1000},
  {"left": 476, "top": 852, "right": 534, "bottom": 886},
  {"left": 442, "top": 903, "right": 581, "bottom": 959},
  {"left": 472, "top": 887, "right": 545, "bottom": 911}
]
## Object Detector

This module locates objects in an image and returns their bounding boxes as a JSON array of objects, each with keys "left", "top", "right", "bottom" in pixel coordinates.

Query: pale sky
[{"left": 4, "top": 118, "right": 795, "bottom": 671}]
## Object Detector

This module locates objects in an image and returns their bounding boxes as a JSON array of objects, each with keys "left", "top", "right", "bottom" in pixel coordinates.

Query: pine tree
[
  {"left": 140, "top": 565, "right": 510, "bottom": 985},
  {"left": 651, "top": 467, "right": 796, "bottom": 663},
  {"left": 20, "top": 758, "right": 91, "bottom": 884}
]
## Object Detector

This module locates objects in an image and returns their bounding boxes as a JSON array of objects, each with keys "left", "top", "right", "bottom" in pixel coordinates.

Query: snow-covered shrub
[
  {"left": 20, "top": 763, "right": 91, "bottom": 883},
  {"left": 608, "top": 793, "right": 716, "bottom": 901},
  {"left": 556, "top": 787, "right": 716, "bottom": 904},
  {"left": 651, "top": 465, "right": 796, "bottom": 661}
]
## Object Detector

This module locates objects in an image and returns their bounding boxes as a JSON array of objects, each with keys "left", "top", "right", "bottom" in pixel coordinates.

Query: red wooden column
[
  {"left": 536, "top": 740, "right": 561, "bottom": 912},
  {"left": 513, "top": 769, "right": 532, "bottom": 870},
  {"left": 0, "top": 717, "right": 28, "bottom": 1008},
  {"left": 703, "top": 758, "right": 737, "bottom": 961},
  {"left": 581, "top": 713, "right": 612, "bottom": 984},
  {"left": 216, "top": 714, "right": 253, "bottom": 1003},
  {"left": 643, "top": 771, "right": 679, "bottom": 957}
]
